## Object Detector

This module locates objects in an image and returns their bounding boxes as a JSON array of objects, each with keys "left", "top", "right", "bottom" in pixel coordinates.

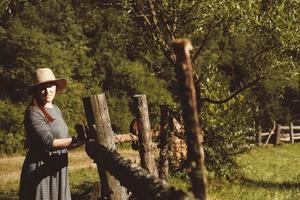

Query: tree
[
  {"left": 0, "top": 0, "right": 176, "bottom": 154},
  {"left": 95, "top": 0, "right": 300, "bottom": 175}
]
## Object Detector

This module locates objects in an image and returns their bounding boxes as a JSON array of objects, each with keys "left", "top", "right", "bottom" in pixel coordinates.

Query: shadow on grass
[
  {"left": 241, "top": 177, "right": 300, "bottom": 189},
  {"left": 71, "top": 181, "right": 98, "bottom": 200},
  {"left": 0, "top": 191, "right": 18, "bottom": 200},
  {"left": 0, "top": 182, "right": 97, "bottom": 200}
]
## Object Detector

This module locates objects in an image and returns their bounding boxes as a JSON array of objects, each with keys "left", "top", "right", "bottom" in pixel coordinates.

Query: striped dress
[{"left": 19, "top": 105, "right": 71, "bottom": 200}]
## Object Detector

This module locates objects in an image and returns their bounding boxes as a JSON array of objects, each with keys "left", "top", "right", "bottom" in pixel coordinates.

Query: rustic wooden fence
[
  {"left": 81, "top": 93, "right": 193, "bottom": 200},
  {"left": 78, "top": 38, "right": 207, "bottom": 200},
  {"left": 256, "top": 122, "right": 300, "bottom": 145}
]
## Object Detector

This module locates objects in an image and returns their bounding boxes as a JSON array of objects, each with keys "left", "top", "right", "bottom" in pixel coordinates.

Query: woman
[{"left": 19, "top": 68, "right": 84, "bottom": 200}]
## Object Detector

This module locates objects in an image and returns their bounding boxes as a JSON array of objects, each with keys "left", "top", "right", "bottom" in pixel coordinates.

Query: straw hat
[{"left": 32, "top": 68, "right": 67, "bottom": 91}]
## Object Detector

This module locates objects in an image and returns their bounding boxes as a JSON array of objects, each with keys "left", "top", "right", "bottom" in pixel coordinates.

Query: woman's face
[{"left": 36, "top": 82, "right": 57, "bottom": 104}]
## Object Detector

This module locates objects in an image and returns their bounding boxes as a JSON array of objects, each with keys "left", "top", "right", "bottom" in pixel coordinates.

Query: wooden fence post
[
  {"left": 256, "top": 125, "right": 262, "bottom": 146},
  {"left": 133, "top": 94, "right": 158, "bottom": 177},
  {"left": 172, "top": 38, "right": 208, "bottom": 200},
  {"left": 290, "top": 122, "right": 294, "bottom": 144},
  {"left": 85, "top": 142, "right": 193, "bottom": 200},
  {"left": 158, "top": 105, "right": 170, "bottom": 179},
  {"left": 83, "top": 94, "right": 127, "bottom": 200},
  {"left": 274, "top": 124, "right": 282, "bottom": 145},
  {"left": 168, "top": 120, "right": 177, "bottom": 170}
]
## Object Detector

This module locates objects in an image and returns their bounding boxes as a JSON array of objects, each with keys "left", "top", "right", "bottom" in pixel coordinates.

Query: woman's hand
[{"left": 74, "top": 124, "right": 89, "bottom": 141}]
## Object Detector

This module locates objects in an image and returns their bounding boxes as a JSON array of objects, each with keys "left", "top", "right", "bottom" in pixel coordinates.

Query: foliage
[
  {"left": 201, "top": 95, "right": 254, "bottom": 178},
  {"left": 117, "top": 0, "right": 300, "bottom": 177},
  {"left": 0, "top": 0, "right": 299, "bottom": 181},
  {"left": 104, "top": 60, "right": 175, "bottom": 130},
  {"left": 0, "top": 0, "right": 177, "bottom": 154},
  {"left": 0, "top": 99, "right": 24, "bottom": 154}
]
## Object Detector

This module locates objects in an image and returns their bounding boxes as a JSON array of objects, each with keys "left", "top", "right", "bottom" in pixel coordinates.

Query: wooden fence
[
  {"left": 77, "top": 39, "right": 207, "bottom": 200},
  {"left": 256, "top": 122, "right": 300, "bottom": 145},
  {"left": 81, "top": 93, "right": 194, "bottom": 200}
]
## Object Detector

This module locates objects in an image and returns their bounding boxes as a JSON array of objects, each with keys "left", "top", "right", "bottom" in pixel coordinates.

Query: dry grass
[
  {"left": 0, "top": 145, "right": 139, "bottom": 195},
  {"left": 0, "top": 156, "right": 24, "bottom": 191}
]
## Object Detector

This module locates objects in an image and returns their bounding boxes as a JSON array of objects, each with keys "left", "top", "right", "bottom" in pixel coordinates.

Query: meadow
[{"left": 0, "top": 143, "right": 299, "bottom": 200}]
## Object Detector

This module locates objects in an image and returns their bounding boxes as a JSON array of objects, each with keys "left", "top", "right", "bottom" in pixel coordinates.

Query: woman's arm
[
  {"left": 27, "top": 107, "right": 84, "bottom": 150},
  {"left": 52, "top": 137, "right": 85, "bottom": 150},
  {"left": 52, "top": 138, "right": 73, "bottom": 148}
]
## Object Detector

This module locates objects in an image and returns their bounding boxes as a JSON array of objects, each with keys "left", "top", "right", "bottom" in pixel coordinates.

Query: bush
[
  {"left": 0, "top": 131, "right": 24, "bottom": 155},
  {"left": 0, "top": 99, "right": 25, "bottom": 155},
  {"left": 201, "top": 96, "right": 254, "bottom": 178}
]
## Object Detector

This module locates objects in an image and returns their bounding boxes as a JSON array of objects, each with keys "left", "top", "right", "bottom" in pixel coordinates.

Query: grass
[
  {"left": 164, "top": 143, "right": 300, "bottom": 200},
  {"left": 209, "top": 143, "right": 300, "bottom": 200},
  {"left": 0, "top": 146, "right": 100, "bottom": 200},
  {"left": 0, "top": 143, "right": 300, "bottom": 199}
]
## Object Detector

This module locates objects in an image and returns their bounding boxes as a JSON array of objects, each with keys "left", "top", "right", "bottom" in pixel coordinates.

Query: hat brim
[{"left": 32, "top": 78, "right": 67, "bottom": 92}]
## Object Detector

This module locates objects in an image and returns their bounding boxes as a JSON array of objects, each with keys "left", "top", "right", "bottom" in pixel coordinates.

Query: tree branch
[
  {"left": 199, "top": 54, "right": 223, "bottom": 82},
  {"left": 131, "top": 1, "right": 174, "bottom": 64},
  {"left": 191, "top": 18, "right": 223, "bottom": 63},
  {"left": 142, "top": 57, "right": 165, "bottom": 75},
  {"left": 200, "top": 76, "right": 264, "bottom": 104}
]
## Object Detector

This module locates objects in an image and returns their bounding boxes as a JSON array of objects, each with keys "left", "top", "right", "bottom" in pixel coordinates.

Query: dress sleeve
[{"left": 27, "top": 107, "right": 54, "bottom": 150}]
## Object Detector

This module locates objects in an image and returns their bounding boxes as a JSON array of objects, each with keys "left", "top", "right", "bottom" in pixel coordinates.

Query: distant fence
[{"left": 256, "top": 122, "right": 300, "bottom": 145}]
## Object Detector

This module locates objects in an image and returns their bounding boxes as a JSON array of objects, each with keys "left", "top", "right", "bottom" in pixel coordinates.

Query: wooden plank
[
  {"left": 261, "top": 132, "right": 270, "bottom": 136},
  {"left": 264, "top": 131, "right": 274, "bottom": 144},
  {"left": 280, "top": 137, "right": 290, "bottom": 142},
  {"left": 293, "top": 132, "right": 300, "bottom": 139},
  {"left": 280, "top": 126, "right": 289, "bottom": 130},
  {"left": 265, "top": 121, "right": 276, "bottom": 145},
  {"left": 281, "top": 133, "right": 290, "bottom": 137}
]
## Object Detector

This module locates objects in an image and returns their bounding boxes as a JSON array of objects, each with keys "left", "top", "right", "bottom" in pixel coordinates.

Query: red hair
[{"left": 29, "top": 86, "right": 55, "bottom": 123}]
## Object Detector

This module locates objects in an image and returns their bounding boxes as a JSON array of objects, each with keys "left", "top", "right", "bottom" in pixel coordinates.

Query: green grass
[
  {"left": 1, "top": 143, "right": 300, "bottom": 199},
  {"left": 209, "top": 143, "right": 300, "bottom": 200}
]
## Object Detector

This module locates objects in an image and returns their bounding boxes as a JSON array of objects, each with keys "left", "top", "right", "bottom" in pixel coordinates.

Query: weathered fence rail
[
  {"left": 276, "top": 123, "right": 300, "bottom": 144},
  {"left": 85, "top": 141, "right": 192, "bottom": 200}
]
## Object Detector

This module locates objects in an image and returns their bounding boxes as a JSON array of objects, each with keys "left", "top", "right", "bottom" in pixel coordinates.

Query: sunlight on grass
[
  {"left": 1, "top": 143, "right": 300, "bottom": 200},
  {"left": 209, "top": 143, "right": 300, "bottom": 200}
]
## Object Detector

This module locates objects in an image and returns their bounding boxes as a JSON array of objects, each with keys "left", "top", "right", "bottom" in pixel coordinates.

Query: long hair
[
  {"left": 23, "top": 88, "right": 55, "bottom": 149},
  {"left": 28, "top": 86, "right": 55, "bottom": 124}
]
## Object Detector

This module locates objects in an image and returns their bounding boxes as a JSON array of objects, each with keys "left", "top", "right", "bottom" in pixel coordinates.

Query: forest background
[{"left": 0, "top": 0, "right": 299, "bottom": 177}]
